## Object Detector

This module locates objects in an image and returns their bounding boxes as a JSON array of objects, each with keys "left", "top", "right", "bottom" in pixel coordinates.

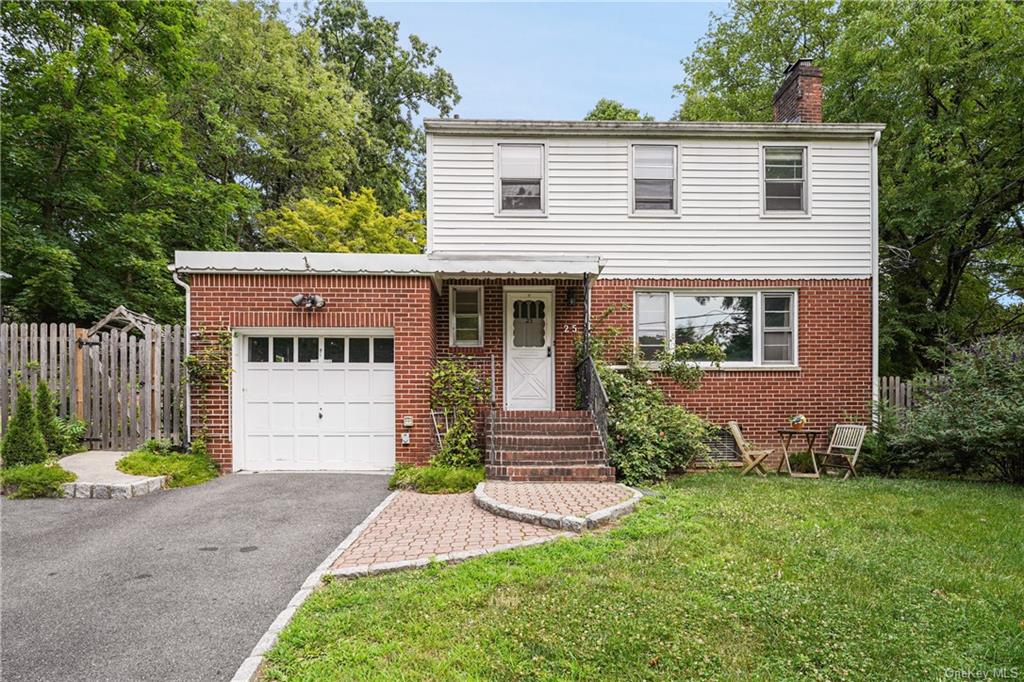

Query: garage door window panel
[
  {"left": 349, "top": 338, "right": 370, "bottom": 363},
  {"left": 298, "top": 337, "right": 319, "bottom": 363},
  {"left": 324, "top": 338, "right": 345, "bottom": 363},
  {"left": 273, "top": 337, "right": 294, "bottom": 363},
  {"left": 248, "top": 337, "right": 269, "bottom": 362}
]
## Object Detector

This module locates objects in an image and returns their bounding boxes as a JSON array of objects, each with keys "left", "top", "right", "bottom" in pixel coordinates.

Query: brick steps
[
  {"left": 485, "top": 464, "right": 617, "bottom": 483},
  {"left": 486, "top": 410, "right": 614, "bottom": 483}
]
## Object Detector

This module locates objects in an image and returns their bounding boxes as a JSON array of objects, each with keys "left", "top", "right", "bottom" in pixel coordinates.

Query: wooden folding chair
[
  {"left": 728, "top": 421, "right": 773, "bottom": 477},
  {"left": 816, "top": 424, "right": 867, "bottom": 480}
]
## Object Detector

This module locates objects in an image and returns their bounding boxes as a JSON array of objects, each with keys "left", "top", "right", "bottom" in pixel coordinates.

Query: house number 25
[{"left": 563, "top": 324, "right": 578, "bottom": 334}]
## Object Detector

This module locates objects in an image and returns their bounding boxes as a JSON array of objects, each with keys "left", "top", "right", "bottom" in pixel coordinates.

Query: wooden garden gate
[{"left": 1, "top": 322, "right": 186, "bottom": 450}]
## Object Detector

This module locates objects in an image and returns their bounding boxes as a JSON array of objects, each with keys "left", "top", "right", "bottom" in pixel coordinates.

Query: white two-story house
[{"left": 174, "top": 60, "right": 882, "bottom": 480}]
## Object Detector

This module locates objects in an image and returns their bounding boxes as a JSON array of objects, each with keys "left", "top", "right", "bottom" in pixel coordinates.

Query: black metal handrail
[{"left": 576, "top": 355, "right": 610, "bottom": 453}]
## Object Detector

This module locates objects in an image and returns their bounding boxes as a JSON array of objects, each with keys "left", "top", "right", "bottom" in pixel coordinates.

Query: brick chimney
[{"left": 772, "top": 58, "right": 823, "bottom": 123}]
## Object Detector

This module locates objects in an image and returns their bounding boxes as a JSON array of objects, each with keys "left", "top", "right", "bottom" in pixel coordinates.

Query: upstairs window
[
  {"left": 497, "top": 144, "right": 544, "bottom": 213},
  {"left": 632, "top": 145, "right": 677, "bottom": 214},
  {"left": 763, "top": 146, "right": 808, "bottom": 214},
  {"left": 450, "top": 286, "right": 484, "bottom": 347}
]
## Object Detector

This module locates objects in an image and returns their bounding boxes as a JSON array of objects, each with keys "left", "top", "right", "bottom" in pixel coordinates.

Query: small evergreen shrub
[
  {"left": 431, "top": 359, "right": 489, "bottom": 468},
  {"left": 389, "top": 464, "right": 484, "bottom": 494},
  {"left": 0, "top": 463, "right": 77, "bottom": 499},
  {"left": 35, "top": 381, "right": 59, "bottom": 454},
  {"left": 1, "top": 384, "right": 48, "bottom": 467},
  {"left": 859, "top": 401, "right": 917, "bottom": 476}
]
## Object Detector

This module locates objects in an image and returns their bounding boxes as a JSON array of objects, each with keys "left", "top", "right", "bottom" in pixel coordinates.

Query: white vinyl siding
[
  {"left": 430, "top": 135, "right": 872, "bottom": 278},
  {"left": 449, "top": 286, "right": 484, "bottom": 347},
  {"left": 633, "top": 290, "right": 798, "bottom": 368}
]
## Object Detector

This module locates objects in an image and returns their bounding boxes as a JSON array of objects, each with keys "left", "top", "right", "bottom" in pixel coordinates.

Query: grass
[
  {"left": 0, "top": 462, "right": 76, "bottom": 498},
  {"left": 117, "top": 449, "right": 217, "bottom": 488},
  {"left": 263, "top": 474, "right": 1024, "bottom": 681},
  {"left": 389, "top": 464, "right": 484, "bottom": 493}
]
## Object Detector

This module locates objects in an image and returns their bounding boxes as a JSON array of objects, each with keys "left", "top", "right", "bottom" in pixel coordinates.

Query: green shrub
[
  {"left": 35, "top": 382, "right": 59, "bottom": 454},
  {"left": 859, "top": 401, "right": 917, "bottom": 476},
  {"left": 1, "top": 384, "right": 48, "bottom": 467},
  {"left": 117, "top": 437, "right": 217, "bottom": 488},
  {"left": 431, "top": 359, "right": 488, "bottom": 468},
  {"left": 52, "top": 417, "right": 88, "bottom": 456},
  {"left": 893, "top": 334, "right": 1024, "bottom": 484},
  {"left": 599, "top": 353, "right": 717, "bottom": 485},
  {"left": 389, "top": 464, "right": 484, "bottom": 494},
  {"left": 0, "top": 462, "right": 76, "bottom": 499}
]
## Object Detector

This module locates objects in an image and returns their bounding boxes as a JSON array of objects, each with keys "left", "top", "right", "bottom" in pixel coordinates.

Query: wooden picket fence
[
  {"left": 879, "top": 375, "right": 944, "bottom": 410},
  {"left": 1, "top": 323, "right": 186, "bottom": 450}
]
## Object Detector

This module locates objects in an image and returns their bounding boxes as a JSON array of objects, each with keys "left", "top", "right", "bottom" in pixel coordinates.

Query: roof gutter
[{"left": 424, "top": 118, "right": 886, "bottom": 140}]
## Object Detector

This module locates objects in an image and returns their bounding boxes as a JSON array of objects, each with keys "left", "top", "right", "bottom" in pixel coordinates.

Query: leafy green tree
[
  {"left": 34, "top": 382, "right": 59, "bottom": 455},
  {"left": 261, "top": 187, "right": 425, "bottom": 253},
  {"left": 0, "top": 1, "right": 242, "bottom": 322},
  {"left": 304, "top": 0, "right": 460, "bottom": 212},
  {"left": 676, "top": 0, "right": 1024, "bottom": 375},
  {"left": 585, "top": 99, "right": 654, "bottom": 121},
  {"left": 1, "top": 384, "right": 48, "bottom": 467},
  {"left": 180, "top": 0, "right": 366, "bottom": 247}
]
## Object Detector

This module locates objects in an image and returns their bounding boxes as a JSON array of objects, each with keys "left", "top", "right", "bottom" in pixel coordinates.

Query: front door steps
[{"left": 485, "top": 410, "right": 615, "bottom": 483}]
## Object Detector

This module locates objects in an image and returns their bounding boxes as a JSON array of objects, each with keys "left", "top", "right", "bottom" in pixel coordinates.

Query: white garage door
[{"left": 239, "top": 333, "right": 395, "bottom": 472}]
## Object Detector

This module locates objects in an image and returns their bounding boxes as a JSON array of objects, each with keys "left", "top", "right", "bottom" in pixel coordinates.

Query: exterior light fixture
[
  {"left": 566, "top": 288, "right": 578, "bottom": 306},
  {"left": 289, "top": 293, "right": 327, "bottom": 310}
]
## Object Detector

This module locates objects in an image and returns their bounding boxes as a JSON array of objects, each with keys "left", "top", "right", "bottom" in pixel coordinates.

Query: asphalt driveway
[{"left": 1, "top": 473, "right": 391, "bottom": 682}]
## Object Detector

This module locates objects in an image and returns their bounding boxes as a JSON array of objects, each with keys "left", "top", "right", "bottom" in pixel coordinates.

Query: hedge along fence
[{"left": 1, "top": 323, "right": 186, "bottom": 450}]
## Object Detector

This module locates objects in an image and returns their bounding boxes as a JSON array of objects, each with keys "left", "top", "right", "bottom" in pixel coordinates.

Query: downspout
[
  {"left": 870, "top": 130, "right": 881, "bottom": 418},
  {"left": 582, "top": 273, "right": 591, "bottom": 360},
  {"left": 170, "top": 266, "right": 192, "bottom": 443}
]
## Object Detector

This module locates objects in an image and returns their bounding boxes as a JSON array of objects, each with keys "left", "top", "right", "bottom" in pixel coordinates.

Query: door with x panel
[{"left": 504, "top": 291, "right": 554, "bottom": 411}]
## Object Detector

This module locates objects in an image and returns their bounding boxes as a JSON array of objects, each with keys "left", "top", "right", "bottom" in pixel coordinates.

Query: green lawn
[
  {"left": 116, "top": 450, "right": 217, "bottom": 488},
  {"left": 264, "top": 474, "right": 1024, "bottom": 681}
]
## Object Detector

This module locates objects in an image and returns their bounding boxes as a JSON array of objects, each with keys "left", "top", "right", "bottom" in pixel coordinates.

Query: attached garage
[{"left": 233, "top": 331, "right": 395, "bottom": 472}]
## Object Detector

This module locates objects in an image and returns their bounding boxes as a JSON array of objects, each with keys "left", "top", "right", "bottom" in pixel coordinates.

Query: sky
[{"left": 347, "top": 2, "right": 726, "bottom": 121}]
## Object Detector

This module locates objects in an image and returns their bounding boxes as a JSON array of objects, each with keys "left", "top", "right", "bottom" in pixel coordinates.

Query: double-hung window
[
  {"left": 497, "top": 143, "right": 544, "bottom": 214},
  {"left": 763, "top": 146, "right": 808, "bottom": 214},
  {"left": 450, "top": 286, "right": 484, "bottom": 347},
  {"left": 634, "top": 291, "right": 797, "bottom": 367},
  {"left": 631, "top": 144, "right": 677, "bottom": 214}
]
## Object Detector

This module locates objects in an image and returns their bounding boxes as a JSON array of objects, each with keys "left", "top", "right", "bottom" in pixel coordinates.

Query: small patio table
[{"left": 776, "top": 428, "right": 825, "bottom": 478}]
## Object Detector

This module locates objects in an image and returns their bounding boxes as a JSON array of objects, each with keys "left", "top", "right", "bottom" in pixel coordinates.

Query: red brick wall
[
  {"left": 188, "top": 273, "right": 435, "bottom": 471},
  {"left": 591, "top": 278, "right": 873, "bottom": 451},
  {"left": 435, "top": 279, "right": 585, "bottom": 411}
]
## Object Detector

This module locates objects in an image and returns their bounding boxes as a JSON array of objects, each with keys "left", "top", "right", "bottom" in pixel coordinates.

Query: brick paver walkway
[
  {"left": 331, "top": 491, "right": 561, "bottom": 570},
  {"left": 480, "top": 481, "right": 633, "bottom": 517}
]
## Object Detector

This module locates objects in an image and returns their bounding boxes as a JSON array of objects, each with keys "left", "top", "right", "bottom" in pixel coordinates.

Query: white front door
[
  {"left": 504, "top": 291, "right": 555, "bottom": 411},
  {"left": 237, "top": 332, "right": 395, "bottom": 472}
]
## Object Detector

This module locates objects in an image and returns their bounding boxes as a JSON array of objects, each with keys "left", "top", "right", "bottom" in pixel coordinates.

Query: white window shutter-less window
[{"left": 499, "top": 144, "right": 543, "bottom": 212}]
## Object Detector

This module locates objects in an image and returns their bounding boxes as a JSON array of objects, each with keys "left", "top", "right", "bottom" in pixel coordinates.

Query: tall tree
[
  {"left": 0, "top": 1, "right": 241, "bottom": 322},
  {"left": 179, "top": 0, "right": 366, "bottom": 247},
  {"left": 676, "top": 0, "right": 1024, "bottom": 375},
  {"left": 585, "top": 98, "right": 654, "bottom": 121},
  {"left": 304, "top": 0, "right": 460, "bottom": 212}
]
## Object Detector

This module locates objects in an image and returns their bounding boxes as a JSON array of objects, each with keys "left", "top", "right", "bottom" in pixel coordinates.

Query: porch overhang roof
[{"left": 172, "top": 251, "right": 603, "bottom": 287}]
